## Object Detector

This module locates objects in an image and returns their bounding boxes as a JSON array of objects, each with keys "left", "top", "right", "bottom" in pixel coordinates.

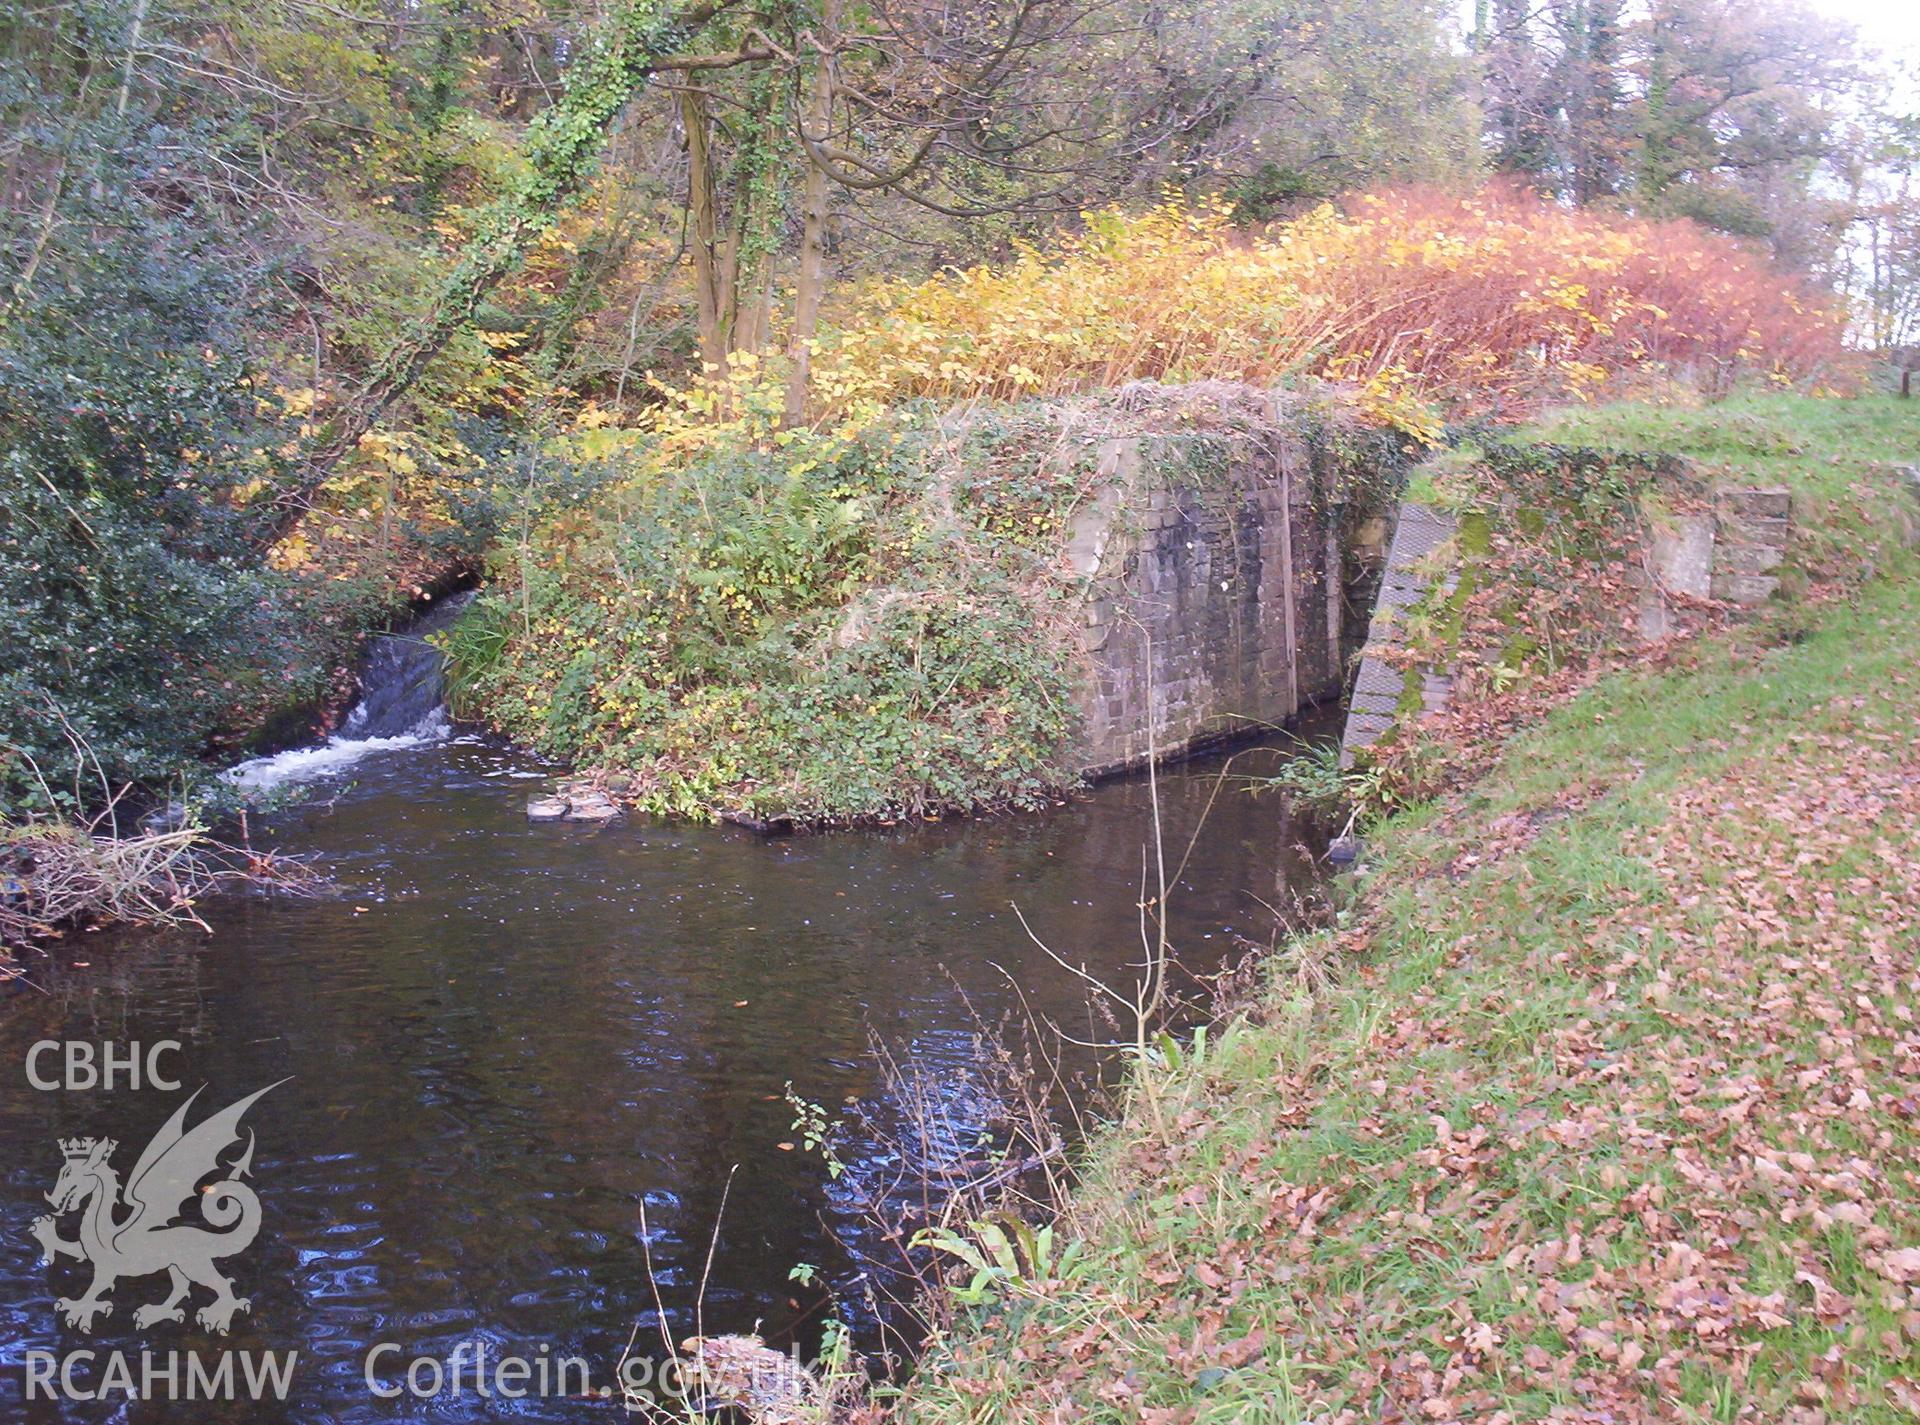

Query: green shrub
[
  {"left": 452, "top": 410, "right": 1089, "bottom": 823},
  {"left": 0, "top": 194, "right": 339, "bottom": 813}
]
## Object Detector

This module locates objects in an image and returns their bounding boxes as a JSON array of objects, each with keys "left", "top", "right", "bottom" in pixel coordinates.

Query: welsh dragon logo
[{"left": 30, "top": 1080, "right": 285, "bottom": 1334}]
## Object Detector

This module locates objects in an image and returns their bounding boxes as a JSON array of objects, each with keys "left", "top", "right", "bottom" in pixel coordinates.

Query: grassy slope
[{"left": 898, "top": 393, "right": 1920, "bottom": 1424}]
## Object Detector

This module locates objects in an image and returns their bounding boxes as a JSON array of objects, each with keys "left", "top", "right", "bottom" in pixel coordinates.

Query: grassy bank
[{"left": 897, "top": 393, "right": 1920, "bottom": 1423}]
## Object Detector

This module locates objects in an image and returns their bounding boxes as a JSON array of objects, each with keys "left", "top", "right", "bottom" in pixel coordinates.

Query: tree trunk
[
  {"left": 783, "top": 0, "right": 839, "bottom": 426},
  {"left": 680, "top": 86, "right": 730, "bottom": 368},
  {"left": 727, "top": 65, "right": 784, "bottom": 356},
  {"left": 1636, "top": 2, "right": 1678, "bottom": 203},
  {"left": 736, "top": 262, "right": 774, "bottom": 353},
  {"left": 274, "top": 0, "right": 724, "bottom": 540},
  {"left": 1577, "top": 0, "right": 1622, "bottom": 203},
  {"left": 113, "top": 0, "right": 150, "bottom": 119}
]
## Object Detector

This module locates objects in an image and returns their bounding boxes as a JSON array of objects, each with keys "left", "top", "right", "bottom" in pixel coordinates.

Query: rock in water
[
  {"left": 526, "top": 796, "right": 570, "bottom": 822},
  {"left": 567, "top": 795, "right": 621, "bottom": 822},
  {"left": 141, "top": 800, "right": 188, "bottom": 834},
  {"left": 679, "top": 1335, "right": 826, "bottom": 1424}
]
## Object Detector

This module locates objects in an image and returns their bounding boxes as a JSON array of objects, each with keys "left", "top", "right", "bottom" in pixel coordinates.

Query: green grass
[
  {"left": 897, "top": 393, "right": 1920, "bottom": 1424},
  {"left": 1516, "top": 389, "right": 1920, "bottom": 585}
]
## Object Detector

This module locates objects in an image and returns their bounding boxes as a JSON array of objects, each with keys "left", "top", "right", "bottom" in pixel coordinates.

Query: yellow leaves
[
  {"left": 1351, "top": 364, "right": 1446, "bottom": 446},
  {"left": 267, "top": 532, "right": 314, "bottom": 571},
  {"left": 568, "top": 425, "right": 642, "bottom": 461},
  {"left": 626, "top": 187, "right": 1836, "bottom": 455},
  {"left": 1560, "top": 361, "right": 1612, "bottom": 398},
  {"left": 358, "top": 431, "right": 418, "bottom": 476},
  {"left": 1543, "top": 281, "right": 1590, "bottom": 311},
  {"left": 274, "top": 385, "right": 322, "bottom": 418}
]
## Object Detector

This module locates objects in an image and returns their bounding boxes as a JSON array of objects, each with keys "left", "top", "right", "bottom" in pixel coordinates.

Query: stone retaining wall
[
  {"left": 1338, "top": 503, "right": 1458, "bottom": 765},
  {"left": 1639, "top": 484, "right": 1791, "bottom": 637},
  {"left": 1067, "top": 432, "right": 1349, "bottom": 774},
  {"left": 1340, "top": 479, "right": 1796, "bottom": 762}
]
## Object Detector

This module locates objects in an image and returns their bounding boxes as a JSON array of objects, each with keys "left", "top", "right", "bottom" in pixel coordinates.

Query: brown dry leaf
[{"left": 1881, "top": 1248, "right": 1920, "bottom": 1284}]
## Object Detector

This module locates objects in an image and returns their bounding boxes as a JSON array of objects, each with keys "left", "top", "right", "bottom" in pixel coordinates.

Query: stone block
[
  {"left": 1717, "top": 540, "right": 1784, "bottom": 575},
  {"left": 1715, "top": 486, "right": 1791, "bottom": 519},
  {"left": 1647, "top": 512, "right": 1715, "bottom": 599},
  {"left": 1353, "top": 660, "right": 1403, "bottom": 699},
  {"left": 1711, "top": 572, "right": 1780, "bottom": 605},
  {"left": 1715, "top": 514, "right": 1789, "bottom": 548},
  {"left": 1637, "top": 592, "right": 1674, "bottom": 643}
]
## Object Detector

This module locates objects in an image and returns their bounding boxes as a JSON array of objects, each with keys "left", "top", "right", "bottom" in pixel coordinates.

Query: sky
[
  {"left": 1817, "top": 0, "right": 1920, "bottom": 69},
  {"left": 1814, "top": 0, "right": 1920, "bottom": 108},
  {"left": 1814, "top": 0, "right": 1920, "bottom": 105}
]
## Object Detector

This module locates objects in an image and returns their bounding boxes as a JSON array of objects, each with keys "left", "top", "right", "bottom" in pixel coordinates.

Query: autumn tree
[
  {"left": 1554, "top": 0, "right": 1627, "bottom": 203},
  {"left": 1839, "top": 108, "right": 1920, "bottom": 355},
  {"left": 1119, "top": 0, "right": 1478, "bottom": 214},
  {"left": 653, "top": 0, "right": 1481, "bottom": 422},
  {"left": 1475, "top": 0, "right": 1862, "bottom": 267},
  {"left": 1476, "top": 0, "right": 1557, "bottom": 179}
]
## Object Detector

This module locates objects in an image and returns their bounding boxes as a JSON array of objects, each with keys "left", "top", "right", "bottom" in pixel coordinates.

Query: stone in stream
[
  {"left": 680, "top": 1335, "right": 824, "bottom": 1422},
  {"left": 526, "top": 796, "right": 570, "bottom": 822},
  {"left": 551, "top": 777, "right": 624, "bottom": 822},
  {"left": 140, "top": 800, "right": 189, "bottom": 834}
]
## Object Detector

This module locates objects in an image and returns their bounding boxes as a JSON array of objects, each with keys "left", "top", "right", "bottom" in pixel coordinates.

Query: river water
[{"left": 0, "top": 619, "right": 1334, "bottom": 1422}]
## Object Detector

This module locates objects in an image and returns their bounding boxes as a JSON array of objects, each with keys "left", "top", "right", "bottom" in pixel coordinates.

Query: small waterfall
[
  {"left": 336, "top": 592, "right": 475, "bottom": 740},
  {"left": 228, "top": 591, "right": 475, "bottom": 792}
]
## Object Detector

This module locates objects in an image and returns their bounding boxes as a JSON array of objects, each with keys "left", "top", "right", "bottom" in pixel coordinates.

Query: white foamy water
[
  {"left": 225, "top": 711, "right": 452, "bottom": 793},
  {"left": 228, "top": 591, "right": 479, "bottom": 794}
]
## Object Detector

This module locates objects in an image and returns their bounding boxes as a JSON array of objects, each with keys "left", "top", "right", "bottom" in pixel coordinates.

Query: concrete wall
[{"left": 1066, "top": 432, "right": 1347, "bottom": 775}]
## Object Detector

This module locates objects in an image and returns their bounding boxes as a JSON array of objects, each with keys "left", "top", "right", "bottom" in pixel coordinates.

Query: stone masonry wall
[
  {"left": 1067, "top": 432, "right": 1346, "bottom": 775},
  {"left": 1337, "top": 480, "right": 1797, "bottom": 764}
]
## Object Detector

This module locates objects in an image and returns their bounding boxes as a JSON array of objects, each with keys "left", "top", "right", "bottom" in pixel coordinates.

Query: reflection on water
[{"left": 0, "top": 720, "right": 1332, "bottom": 1421}]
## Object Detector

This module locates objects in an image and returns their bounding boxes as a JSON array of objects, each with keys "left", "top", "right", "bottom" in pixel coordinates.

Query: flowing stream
[{"left": 0, "top": 600, "right": 1335, "bottom": 1422}]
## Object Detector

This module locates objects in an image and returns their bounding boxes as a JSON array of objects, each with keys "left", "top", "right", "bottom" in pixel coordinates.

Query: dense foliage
[
  {"left": 0, "top": 209, "right": 357, "bottom": 813},
  {"left": 813, "top": 187, "right": 1852, "bottom": 414},
  {"left": 0, "top": 0, "right": 507, "bottom": 812},
  {"left": 446, "top": 408, "right": 1094, "bottom": 823},
  {"left": 1, "top": 0, "right": 1912, "bottom": 826},
  {"left": 599, "top": 184, "right": 1852, "bottom": 487},
  {"left": 355, "top": 173, "right": 1855, "bottom": 825}
]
